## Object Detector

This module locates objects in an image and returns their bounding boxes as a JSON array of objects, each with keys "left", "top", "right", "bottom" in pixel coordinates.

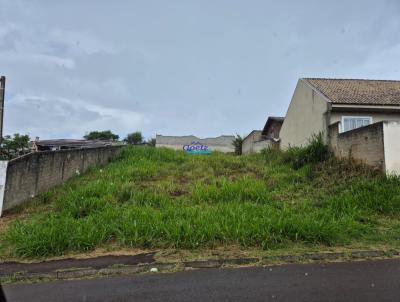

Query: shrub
[
  {"left": 284, "top": 133, "right": 330, "bottom": 169},
  {"left": 124, "top": 131, "right": 143, "bottom": 145},
  {"left": 232, "top": 134, "right": 243, "bottom": 155}
]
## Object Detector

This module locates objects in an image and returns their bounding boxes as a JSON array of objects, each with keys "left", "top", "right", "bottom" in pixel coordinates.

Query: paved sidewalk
[
  {"left": 0, "top": 253, "right": 155, "bottom": 275},
  {"left": 3, "top": 258, "right": 400, "bottom": 302},
  {"left": 1, "top": 249, "right": 397, "bottom": 284}
]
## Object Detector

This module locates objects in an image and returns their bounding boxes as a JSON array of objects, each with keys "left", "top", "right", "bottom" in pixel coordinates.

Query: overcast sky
[{"left": 1, "top": 0, "right": 400, "bottom": 139}]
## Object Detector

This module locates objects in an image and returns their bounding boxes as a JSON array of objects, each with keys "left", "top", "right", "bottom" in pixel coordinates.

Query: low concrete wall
[
  {"left": 328, "top": 122, "right": 385, "bottom": 171},
  {"left": 0, "top": 146, "right": 123, "bottom": 216},
  {"left": 156, "top": 135, "right": 235, "bottom": 153}
]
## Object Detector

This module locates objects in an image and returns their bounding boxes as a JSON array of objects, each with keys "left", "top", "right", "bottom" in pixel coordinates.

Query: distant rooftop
[
  {"left": 32, "top": 139, "right": 113, "bottom": 151},
  {"left": 262, "top": 116, "right": 284, "bottom": 137},
  {"left": 304, "top": 78, "right": 400, "bottom": 106},
  {"left": 265, "top": 116, "right": 284, "bottom": 122}
]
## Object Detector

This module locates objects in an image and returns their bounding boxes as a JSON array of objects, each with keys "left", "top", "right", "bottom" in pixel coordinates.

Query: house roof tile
[{"left": 304, "top": 78, "right": 400, "bottom": 106}]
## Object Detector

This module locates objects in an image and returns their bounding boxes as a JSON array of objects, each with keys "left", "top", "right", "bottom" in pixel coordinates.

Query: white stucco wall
[
  {"left": 279, "top": 79, "right": 330, "bottom": 149},
  {"left": 330, "top": 111, "right": 400, "bottom": 129},
  {"left": 383, "top": 121, "right": 400, "bottom": 175}
]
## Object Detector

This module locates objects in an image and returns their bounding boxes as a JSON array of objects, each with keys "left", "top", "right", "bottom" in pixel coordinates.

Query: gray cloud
[
  {"left": 6, "top": 94, "right": 148, "bottom": 138},
  {"left": 1, "top": 0, "right": 400, "bottom": 139}
]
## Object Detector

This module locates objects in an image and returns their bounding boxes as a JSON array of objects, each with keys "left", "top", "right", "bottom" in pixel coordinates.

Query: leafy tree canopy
[
  {"left": 2, "top": 133, "right": 30, "bottom": 150},
  {"left": 0, "top": 133, "right": 31, "bottom": 159},
  {"left": 124, "top": 131, "right": 143, "bottom": 145},
  {"left": 84, "top": 130, "right": 119, "bottom": 141}
]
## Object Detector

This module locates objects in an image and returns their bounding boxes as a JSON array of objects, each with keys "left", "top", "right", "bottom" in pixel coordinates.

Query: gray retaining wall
[{"left": 0, "top": 146, "right": 123, "bottom": 216}]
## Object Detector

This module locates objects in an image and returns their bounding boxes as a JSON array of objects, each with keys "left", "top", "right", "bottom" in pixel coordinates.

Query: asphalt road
[{"left": 3, "top": 259, "right": 400, "bottom": 302}]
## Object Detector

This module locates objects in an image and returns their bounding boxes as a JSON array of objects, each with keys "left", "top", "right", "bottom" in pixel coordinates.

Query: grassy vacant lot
[{"left": 1, "top": 141, "right": 400, "bottom": 259}]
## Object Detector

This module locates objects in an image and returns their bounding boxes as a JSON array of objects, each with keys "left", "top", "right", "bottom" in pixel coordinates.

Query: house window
[{"left": 341, "top": 116, "right": 372, "bottom": 132}]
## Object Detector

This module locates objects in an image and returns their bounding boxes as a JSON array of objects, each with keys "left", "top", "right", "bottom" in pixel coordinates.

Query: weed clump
[{"left": 283, "top": 133, "right": 330, "bottom": 169}]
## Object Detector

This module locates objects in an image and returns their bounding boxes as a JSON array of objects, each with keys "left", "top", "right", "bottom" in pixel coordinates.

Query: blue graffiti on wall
[{"left": 183, "top": 141, "right": 212, "bottom": 154}]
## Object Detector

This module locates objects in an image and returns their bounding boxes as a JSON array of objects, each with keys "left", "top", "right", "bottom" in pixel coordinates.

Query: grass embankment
[{"left": 1, "top": 140, "right": 400, "bottom": 259}]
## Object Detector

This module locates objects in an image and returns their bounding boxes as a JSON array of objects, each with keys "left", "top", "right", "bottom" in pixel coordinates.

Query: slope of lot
[{"left": 1, "top": 143, "right": 400, "bottom": 260}]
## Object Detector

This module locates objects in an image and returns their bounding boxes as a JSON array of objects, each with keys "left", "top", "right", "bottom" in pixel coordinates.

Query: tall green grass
[
  {"left": 6, "top": 200, "right": 369, "bottom": 257},
  {"left": 3, "top": 142, "right": 400, "bottom": 258}
]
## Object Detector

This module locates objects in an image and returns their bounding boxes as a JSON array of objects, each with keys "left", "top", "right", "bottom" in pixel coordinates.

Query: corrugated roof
[
  {"left": 33, "top": 139, "right": 112, "bottom": 148},
  {"left": 304, "top": 78, "right": 400, "bottom": 106}
]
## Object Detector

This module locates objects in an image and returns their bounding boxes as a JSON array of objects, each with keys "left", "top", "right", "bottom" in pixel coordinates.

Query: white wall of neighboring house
[
  {"left": 383, "top": 122, "right": 400, "bottom": 175},
  {"left": 330, "top": 111, "right": 400, "bottom": 130},
  {"left": 279, "top": 79, "right": 330, "bottom": 149},
  {"left": 278, "top": 78, "right": 400, "bottom": 175}
]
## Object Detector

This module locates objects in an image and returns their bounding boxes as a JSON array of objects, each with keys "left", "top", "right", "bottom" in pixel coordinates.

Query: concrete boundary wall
[
  {"left": 329, "top": 121, "right": 400, "bottom": 175},
  {"left": 156, "top": 134, "right": 235, "bottom": 153},
  {"left": 0, "top": 146, "right": 123, "bottom": 216},
  {"left": 328, "top": 122, "right": 385, "bottom": 171}
]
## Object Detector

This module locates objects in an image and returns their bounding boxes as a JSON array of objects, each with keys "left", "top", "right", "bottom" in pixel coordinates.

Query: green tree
[
  {"left": 232, "top": 134, "right": 243, "bottom": 155},
  {"left": 84, "top": 130, "right": 119, "bottom": 141},
  {"left": 124, "top": 131, "right": 143, "bottom": 145},
  {"left": 0, "top": 133, "right": 30, "bottom": 159}
]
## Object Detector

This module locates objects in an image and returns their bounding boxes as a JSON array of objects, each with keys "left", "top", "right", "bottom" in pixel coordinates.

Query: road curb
[{"left": 1, "top": 249, "right": 398, "bottom": 284}]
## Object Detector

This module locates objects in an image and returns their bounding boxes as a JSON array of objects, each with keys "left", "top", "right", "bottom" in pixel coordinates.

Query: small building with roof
[
  {"left": 242, "top": 116, "right": 284, "bottom": 154},
  {"left": 31, "top": 139, "right": 113, "bottom": 151},
  {"left": 279, "top": 78, "right": 400, "bottom": 174},
  {"left": 279, "top": 78, "right": 400, "bottom": 149}
]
